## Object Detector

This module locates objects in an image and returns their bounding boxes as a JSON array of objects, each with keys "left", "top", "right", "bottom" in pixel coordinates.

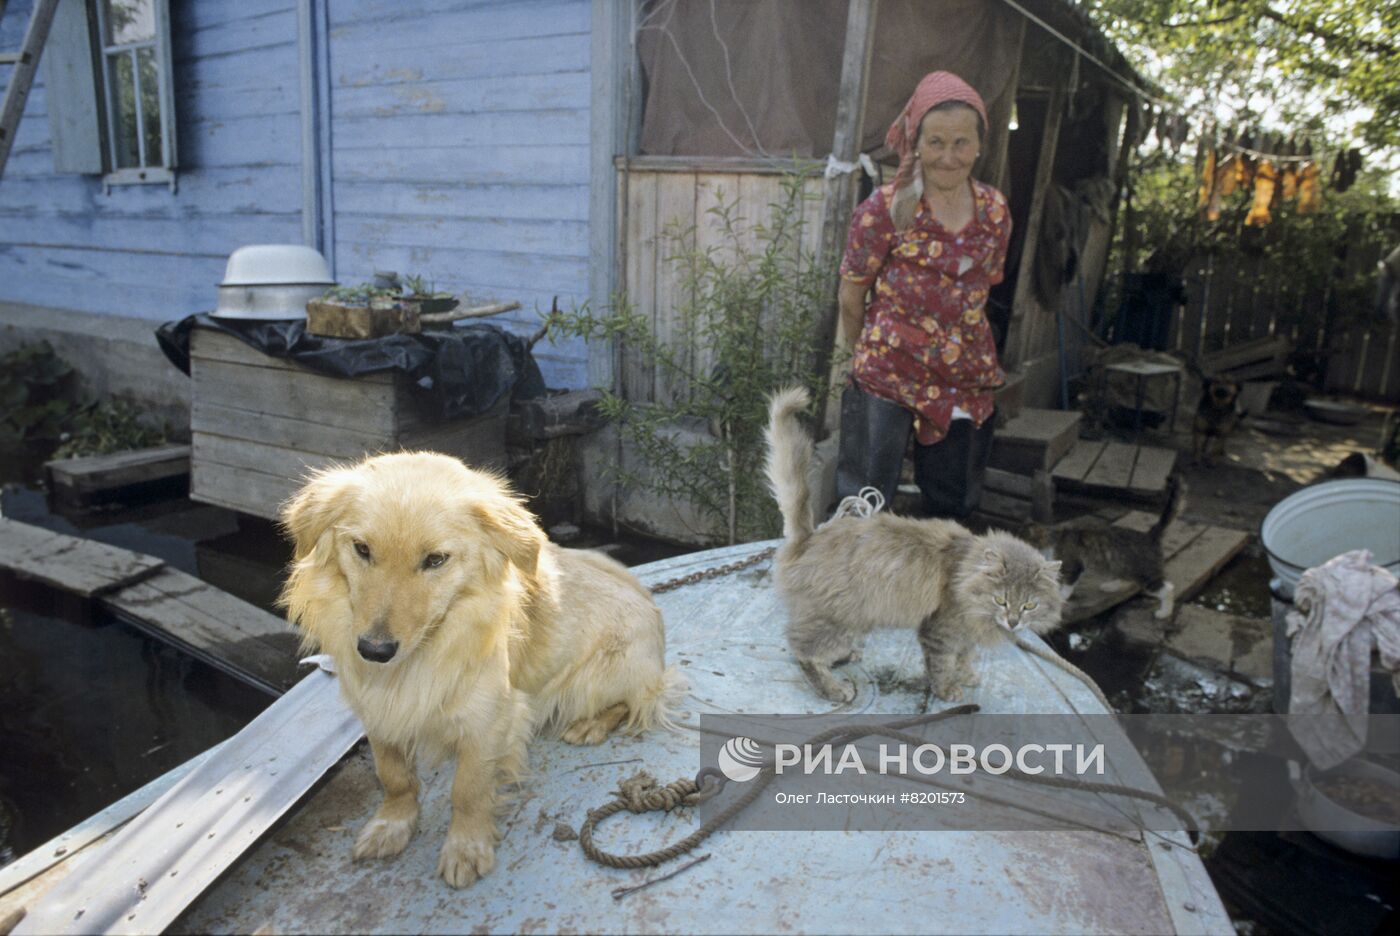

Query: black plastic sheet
[{"left": 157, "top": 314, "right": 546, "bottom": 421}]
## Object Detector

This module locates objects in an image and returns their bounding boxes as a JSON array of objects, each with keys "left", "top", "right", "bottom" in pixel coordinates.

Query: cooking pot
[{"left": 213, "top": 245, "right": 335, "bottom": 320}]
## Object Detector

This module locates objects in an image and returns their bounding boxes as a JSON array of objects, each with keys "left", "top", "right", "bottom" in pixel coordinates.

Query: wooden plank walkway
[
  {"left": 0, "top": 517, "right": 164, "bottom": 597},
  {"left": 0, "top": 518, "right": 298, "bottom": 694},
  {"left": 1052, "top": 439, "right": 1178, "bottom": 501},
  {"left": 1061, "top": 513, "right": 1251, "bottom": 624},
  {"left": 44, "top": 445, "right": 190, "bottom": 504}
]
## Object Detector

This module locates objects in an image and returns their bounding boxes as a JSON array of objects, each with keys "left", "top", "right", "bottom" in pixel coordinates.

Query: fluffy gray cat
[{"left": 765, "top": 387, "right": 1065, "bottom": 705}]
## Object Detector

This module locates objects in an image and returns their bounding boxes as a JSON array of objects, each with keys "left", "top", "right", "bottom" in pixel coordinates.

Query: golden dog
[{"left": 279, "top": 451, "right": 681, "bottom": 888}]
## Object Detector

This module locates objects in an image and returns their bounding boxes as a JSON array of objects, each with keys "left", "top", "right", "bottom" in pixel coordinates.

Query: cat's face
[{"left": 967, "top": 539, "right": 1064, "bottom": 635}]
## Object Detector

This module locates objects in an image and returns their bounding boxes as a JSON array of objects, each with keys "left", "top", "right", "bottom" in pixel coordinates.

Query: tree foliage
[{"left": 1086, "top": 0, "right": 1399, "bottom": 150}]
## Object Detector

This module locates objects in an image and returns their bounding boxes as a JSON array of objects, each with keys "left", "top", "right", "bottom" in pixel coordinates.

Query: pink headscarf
[{"left": 887, "top": 71, "right": 988, "bottom": 192}]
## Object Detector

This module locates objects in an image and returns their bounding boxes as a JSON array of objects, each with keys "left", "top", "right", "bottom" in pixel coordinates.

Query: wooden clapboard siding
[
  {"left": 0, "top": 0, "right": 593, "bottom": 390},
  {"left": 326, "top": 0, "right": 594, "bottom": 389},
  {"left": 617, "top": 165, "right": 825, "bottom": 404},
  {"left": 0, "top": 0, "right": 302, "bottom": 319}
]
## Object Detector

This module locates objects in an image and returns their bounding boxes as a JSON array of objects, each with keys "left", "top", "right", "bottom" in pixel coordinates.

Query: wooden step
[
  {"left": 988, "top": 408, "right": 1081, "bottom": 473},
  {"left": 45, "top": 444, "right": 190, "bottom": 504},
  {"left": 1052, "top": 439, "right": 1177, "bottom": 501},
  {"left": 1060, "top": 514, "right": 1251, "bottom": 624}
]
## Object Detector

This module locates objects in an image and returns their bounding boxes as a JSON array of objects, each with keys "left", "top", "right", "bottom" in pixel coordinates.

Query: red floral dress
[{"left": 839, "top": 180, "right": 1011, "bottom": 445}]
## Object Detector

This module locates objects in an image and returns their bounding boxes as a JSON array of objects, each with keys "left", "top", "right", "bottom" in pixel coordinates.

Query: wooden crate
[
  {"left": 988, "top": 408, "right": 1082, "bottom": 473},
  {"left": 189, "top": 329, "right": 507, "bottom": 520}
]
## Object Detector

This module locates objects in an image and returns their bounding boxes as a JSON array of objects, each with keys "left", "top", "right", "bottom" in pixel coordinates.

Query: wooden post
[
  {"left": 588, "top": 0, "right": 636, "bottom": 393},
  {"left": 980, "top": 16, "right": 1026, "bottom": 196},
  {"left": 811, "top": 0, "right": 879, "bottom": 428},
  {"left": 1003, "top": 81, "right": 1066, "bottom": 370}
]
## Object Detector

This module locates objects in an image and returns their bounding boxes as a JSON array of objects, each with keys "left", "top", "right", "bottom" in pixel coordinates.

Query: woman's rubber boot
[{"left": 834, "top": 383, "right": 911, "bottom": 511}]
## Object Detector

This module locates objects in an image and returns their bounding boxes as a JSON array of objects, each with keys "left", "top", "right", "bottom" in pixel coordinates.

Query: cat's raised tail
[{"left": 766, "top": 386, "right": 816, "bottom": 549}]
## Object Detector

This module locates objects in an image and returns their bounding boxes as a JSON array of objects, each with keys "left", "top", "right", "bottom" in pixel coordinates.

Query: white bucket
[{"left": 1261, "top": 479, "right": 1400, "bottom": 599}]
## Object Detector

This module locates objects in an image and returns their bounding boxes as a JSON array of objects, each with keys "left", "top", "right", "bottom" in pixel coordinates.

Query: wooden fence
[
  {"left": 1157, "top": 249, "right": 1399, "bottom": 402},
  {"left": 616, "top": 158, "right": 826, "bottom": 405}
]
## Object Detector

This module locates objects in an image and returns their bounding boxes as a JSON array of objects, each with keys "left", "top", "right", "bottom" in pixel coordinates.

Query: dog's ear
[
  {"left": 280, "top": 466, "right": 360, "bottom": 562},
  {"left": 471, "top": 496, "right": 545, "bottom": 576}
]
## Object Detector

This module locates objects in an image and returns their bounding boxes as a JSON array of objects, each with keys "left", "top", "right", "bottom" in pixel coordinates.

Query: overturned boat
[{"left": 1, "top": 542, "right": 1230, "bottom": 934}]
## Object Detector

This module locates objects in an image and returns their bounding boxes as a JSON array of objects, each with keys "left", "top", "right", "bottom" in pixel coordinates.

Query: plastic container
[{"left": 1260, "top": 479, "right": 1400, "bottom": 601}]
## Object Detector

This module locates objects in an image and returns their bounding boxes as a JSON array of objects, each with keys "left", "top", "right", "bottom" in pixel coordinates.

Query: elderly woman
[{"left": 835, "top": 71, "right": 1011, "bottom": 518}]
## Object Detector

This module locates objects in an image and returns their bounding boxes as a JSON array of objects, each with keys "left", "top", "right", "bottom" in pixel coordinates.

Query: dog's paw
[
  {"left": 1153, "top": 604, "right": 1175, "bottom": 620},
  {"left": 561, "top": 718, "right": 611, "bottom": 746},
  {"left": 353, "top": 814, "right": 417, "bottom": 861},
  {"left": 437, "top": 836, "right": 495, "bottom": 889}
]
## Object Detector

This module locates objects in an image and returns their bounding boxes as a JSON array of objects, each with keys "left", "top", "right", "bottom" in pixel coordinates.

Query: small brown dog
[
  {"left": 280, "top": 452, "right": 682, "bottom": 888},
  {"left": 1192, "top": 376, "right": 1241, "bottom": 466}
]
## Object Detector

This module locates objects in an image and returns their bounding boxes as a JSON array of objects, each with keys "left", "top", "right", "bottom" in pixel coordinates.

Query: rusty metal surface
[{"left": 159, "top": 540, "right": 1230, "bottom": 934}]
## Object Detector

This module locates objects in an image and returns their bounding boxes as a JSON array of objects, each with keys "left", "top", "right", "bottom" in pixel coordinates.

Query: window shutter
[{"left": 42, "top": 0, "right": 105, "bottom": 174}]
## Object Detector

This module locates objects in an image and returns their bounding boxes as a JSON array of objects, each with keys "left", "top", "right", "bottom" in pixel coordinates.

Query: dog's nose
[{"left": 357, "top": 635, "right": 398, "bottom": 663}]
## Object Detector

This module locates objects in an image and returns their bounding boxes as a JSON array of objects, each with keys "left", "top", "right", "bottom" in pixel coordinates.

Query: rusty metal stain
[{"left": 157, "top": 541, "right": 1231, "bottom": 933}]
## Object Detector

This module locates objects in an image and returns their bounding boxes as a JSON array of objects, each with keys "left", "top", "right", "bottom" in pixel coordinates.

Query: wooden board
[
  {"left": 1051, "top": 439, "right": 1105, "bottom": 482},
  {"left": 189, "top": 329, "right": 508, "bottom": 519},
  {"left": 1054, "top": 440, "right": 1176, "bottom": 500},
  {"left": 1082, "top": 441, "right": 1138, "bottom": 489},
  {"left": 978, "top": 489, "right": 1033, "bottom": 523},
  {"left": 0, "top": 518, "right": 165, "bottom": 597},
  {"left": 989, "top": 408, "right": 1082, "bottom": 473},
  {"left": 100, "top": 566, "right": 300, "bottom": 695},
  {"left": 1162, "top": 525, "right": 1251, "bottom": 603},
  {"left": 1128, "top": 445, "right": 1177, "bottom": 496},
  {"left": 44, "top": 445, "right": 191, "bottom": 497},
  {"left": 190, "top": 461, "right": 301, "bottom": 520},
  {"left": 1060, "top": 514, "right": 1249, "bottom": 624}
]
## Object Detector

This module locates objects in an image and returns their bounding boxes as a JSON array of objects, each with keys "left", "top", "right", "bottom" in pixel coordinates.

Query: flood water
[{"left": 0, "top": 574, "right": 271, "bottom": 865}]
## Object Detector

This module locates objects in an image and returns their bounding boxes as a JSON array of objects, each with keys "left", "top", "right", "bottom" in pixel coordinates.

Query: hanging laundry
[
  {"left": 1297, "top": 161, "right": 1323, "bottom": 214},
  {"left": 1245, "top": 160, "right": 1277, "bottom": 227},
  {"left": 1234, "top": 153, "right": 1255, "bottom": 190},
  {"left": 1171, "top": 114, "right": 1190, "bottom": 151},
  {"left": 1215, "top": 154, "right": 1239, "bottom": 196},
  {"left": 1331, "top": 148, "right": 1362, "bottom": 192},
  {"left": 1281, "top": 163, "right": 1299, "bottom": 200}
]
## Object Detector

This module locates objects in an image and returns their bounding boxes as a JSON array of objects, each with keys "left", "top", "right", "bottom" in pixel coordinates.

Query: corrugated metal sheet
[
  {"left": 152, "top": 541, "right": 1230, "bottom": 934},
  {"left": 13, "top": 668, "right": 361, "bottom": 936}
]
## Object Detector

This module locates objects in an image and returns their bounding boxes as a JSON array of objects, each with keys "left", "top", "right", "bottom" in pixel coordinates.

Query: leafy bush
[
  {"left": 548, "top": 173, "right": 837, "bottom": 544},
  {"left": 0, "top": 342, "right": 167, "bottom": 460}
]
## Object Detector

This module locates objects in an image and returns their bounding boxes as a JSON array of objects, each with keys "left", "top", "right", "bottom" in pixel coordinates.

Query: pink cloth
[
  {"left": 1285, "top": 549, "right": 1400, "bottom": 769},
  {"left": 886, "top": 71, "right": 989, "bottom": 193}
]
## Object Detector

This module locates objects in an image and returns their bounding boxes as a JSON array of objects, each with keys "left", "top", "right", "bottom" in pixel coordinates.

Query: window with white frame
[
  {"left": 43, "top": 0, "right": 177, "bottom": 185},
  {"left": 94, "top": 0, "right": 176, "bottom": 183}
]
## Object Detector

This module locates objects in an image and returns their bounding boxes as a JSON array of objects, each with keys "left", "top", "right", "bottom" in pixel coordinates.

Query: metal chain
[{"left": 644, "top": 545, "right": 776, "bottom": 594}]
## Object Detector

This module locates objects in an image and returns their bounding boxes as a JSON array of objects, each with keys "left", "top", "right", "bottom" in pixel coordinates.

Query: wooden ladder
[{"left": 0, "top": 0, "right": 62, "bottom": 181}]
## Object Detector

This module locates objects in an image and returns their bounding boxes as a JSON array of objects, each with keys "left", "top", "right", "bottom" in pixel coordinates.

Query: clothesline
[{"left": 995, "top": 0, "right": 1337, "bottom": 166}]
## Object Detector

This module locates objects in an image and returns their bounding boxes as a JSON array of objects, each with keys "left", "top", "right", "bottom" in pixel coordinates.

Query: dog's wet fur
[{"left": 280, "top": 452, "right": 683, "bottom": 888}]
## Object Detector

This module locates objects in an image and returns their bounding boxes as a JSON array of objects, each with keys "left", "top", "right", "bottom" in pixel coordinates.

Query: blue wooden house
[
  {"left": 1, "top": 0, "right": 1159, "bottom": 424},
  {"left": 0, "top": 0, "right": 635, "bottom": 402}
]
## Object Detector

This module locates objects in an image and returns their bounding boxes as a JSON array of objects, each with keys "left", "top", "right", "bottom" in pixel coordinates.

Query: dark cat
[{"left": 1024, "top": 474, "right": 1185, "bottom": 620}]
